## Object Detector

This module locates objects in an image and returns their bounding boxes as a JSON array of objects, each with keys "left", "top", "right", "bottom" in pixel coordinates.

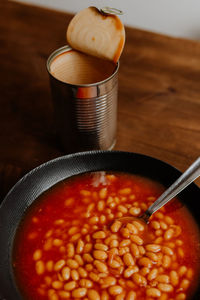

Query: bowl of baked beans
[{"left": 0, "top": 151, "right": 199, "bottom": 300}]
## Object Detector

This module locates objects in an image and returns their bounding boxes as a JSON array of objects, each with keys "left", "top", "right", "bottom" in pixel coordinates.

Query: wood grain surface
[{"left": 0, "top": 1, "right": 200, "bottom": 200}]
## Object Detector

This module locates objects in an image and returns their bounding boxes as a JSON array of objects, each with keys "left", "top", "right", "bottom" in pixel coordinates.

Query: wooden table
[{"left": 0, "top": 1, "right": 200, "bottom": 200}]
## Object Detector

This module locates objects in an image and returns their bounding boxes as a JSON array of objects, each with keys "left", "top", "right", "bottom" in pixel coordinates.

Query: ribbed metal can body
[{"left": 47, "top": 46, "right": 118, "bottom": 153}]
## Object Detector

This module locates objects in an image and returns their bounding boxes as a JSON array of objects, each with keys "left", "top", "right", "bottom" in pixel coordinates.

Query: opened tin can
[{"left": 47, "top": 45, "right": 119, "bottom": 153}]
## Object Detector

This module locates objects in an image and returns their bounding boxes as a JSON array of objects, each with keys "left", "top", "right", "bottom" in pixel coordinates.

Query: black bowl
[{"left": 0, "top": 150, "right": 199, "bottom": 299}]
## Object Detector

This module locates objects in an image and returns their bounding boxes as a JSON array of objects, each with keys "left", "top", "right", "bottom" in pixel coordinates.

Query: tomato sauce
[{"left": 13, "top": 172, "right": 200, "bottom": 300}]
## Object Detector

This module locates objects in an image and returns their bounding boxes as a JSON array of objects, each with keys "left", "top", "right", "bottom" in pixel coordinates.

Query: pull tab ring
[{"left": 100, "top": 7, "right": 123, "bottom": 16}]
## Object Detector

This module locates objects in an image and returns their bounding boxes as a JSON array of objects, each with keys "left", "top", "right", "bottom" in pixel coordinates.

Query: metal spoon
[{"left": 117, "top": 157, "right": 200, "bottom": 224}]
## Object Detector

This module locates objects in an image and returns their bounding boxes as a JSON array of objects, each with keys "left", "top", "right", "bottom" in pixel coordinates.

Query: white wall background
[{"left": 15, "top": 0, "right": 200, "bottom": 40}]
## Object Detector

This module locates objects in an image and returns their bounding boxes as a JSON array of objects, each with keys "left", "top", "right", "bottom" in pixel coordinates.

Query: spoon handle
[{"left": 146, "top": 157, "right": 200, "bottom": 217}]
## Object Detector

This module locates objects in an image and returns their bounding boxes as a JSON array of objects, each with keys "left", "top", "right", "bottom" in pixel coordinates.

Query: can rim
[{"left": 46, "top": 45, "right": 119, "bottom": 87}]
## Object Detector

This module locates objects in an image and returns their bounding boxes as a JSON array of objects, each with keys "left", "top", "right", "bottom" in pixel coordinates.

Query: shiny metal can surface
[{"left": 47, "top": 45, "right": 119, "bottom": 153}]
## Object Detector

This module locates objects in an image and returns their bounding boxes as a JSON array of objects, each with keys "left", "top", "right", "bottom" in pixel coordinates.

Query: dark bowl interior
[{"left": 0, "top": 150, "right": 199, "bottom": 299}]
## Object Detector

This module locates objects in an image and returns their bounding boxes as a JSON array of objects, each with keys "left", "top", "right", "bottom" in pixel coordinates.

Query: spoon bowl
[{"left": 117, "top": 157, "right": 200, "bottom": 225}]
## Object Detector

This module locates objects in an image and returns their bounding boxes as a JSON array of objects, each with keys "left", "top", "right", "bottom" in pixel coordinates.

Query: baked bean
[
  {"left": 118, "top": 205, "right": 128, "bottom": 213},
  {"left": 186, "top": 268, "right": 194, "bottom": 280},
  {"left": 175, "top": 293, "right": 186, "bottom": 300},
  {"left": 66, "top": 259, "right": 79, "bottom": 269},
  {"left": 74, "top": 254, "right": 84, "bottom": 266},
  {"left": 85, "top": 264, "right": 93, "bottom": 272},
  {"left": 178, "top": 266, "right": 187, "bottom": 277},
  {"left": 119, "top": 188, "right": 132, "bottom": 195},
  {"left": 120, "top": 228, "right": 130, "bottom": 238},
  {"left": 160, "top": 221, "right": 168, "bottom": 230},
  {"left": 138, "top": 257, "right": 152, "bottom": 268},
  {"left": 138, "top": 245, "right": 146, "bottom": 255},
  {"left": 79, "top": 279, "right": 93, "bottom": 288},
  {"left": 176, "top": 239, "right": 183, "bottom": 246},
  {"left": 80, "top": 189, "right": 91, "bottom": 197},
  {"left": 155, "top": 229, "right": 163, "bottom": 236},
  {"left": 120, "top": 239, "right": 131, "bottom": 247},
  {"left": 111, "top": 221, "right": 122, "bottom": 233},
  {"left": 68, "top": 226, "right": 79, "bottom": 235},
  {"left": 33, "top": 249, "right": 42, "bottom": 261},
  {"left": 52, "top": 280, "right": 63, "bottom": 289},
  {"left": 157, "top": 283, "right": 173, "bottom": 292},
  {"left": 48, "top": 293, "right": 59, "bottom": 300},
  {"left": 129, "top": 207, "right": 141, "bottom": 216},
  {"left": 83, "top": 254, "right": 93, "bottom": 263},
  {"left": 71, "top": 269, "right": 79, "bottom": 281},
  {"left": 162, "top": 255, "right": 171, "bottom": 268},
  {"left": 92, "top": 231, "right": 106, "bottom": 239},
  {"left": 116, "top": 293, "right": 125, "bottom": 300},
  {"left": 110, "top": 239, "right": 119, "bottom": 248},
  {"left": 76, "top": 240, "right": 84, "bottom": 254},
  {"left": 171, "top": 225, "right": 182, "bottom": 237},
  {"left": 126, "top": 223, "right": 138, "bottom": 234},
  {"left": 83, "top": 243, "right": 93, "bottom": 253},
  {"left": 46, "top": 260, "right": 54, "bottom": 272},
  {"left": 58, "top": 290, "right": 70, "bottom": 298},
  {"left": 97, "top": 200, "right": 105, "bottom": 211},
  {"left": 54, "top": 259, "right": 65, "bottom": 271},
  {"left": 89, "top": 216, "right": 99, "bottom": 224},
  {"left": 124, "top": 266, "right": 138, "bottom": 278},
  {"left": 61, "top": 267, "right": 70, "bottom": 281},
  {"left": 130, "top": 243, "right": 140, "bottom": 257},
  {"left": 64, "top": 281, "right": 76, "bottom": 291},
  {"left": 130, "top": 235, "right": 143, "bottom": 245},
  {"left": 101, "top": 276, "right": 116, "bottom": 288},
  {"left": 151, "top": 221, "right": 160, "bottom": 230},
  {"left": 180, "top": 279, "right": 190, "bottom": 290},
  {"left": 101, "top": 290, "right": 109, "bottom": 300},
  {"left": 132, "top": 220, "right": 145, "bottom": 232},
  {"left": 94, "top": 260, "right": 108, "bottom": 273},
  {"left": 35, "top": 260, "right": 45, "bottom": 275},
  {"left": 89, "top": 272, "right": 100, "bottom": 282},
  {"left": 99, "top": 188, "right": 107, "bottom": 199},
  {"left": 78, "top": 267, "right": 88, "bottom": 278},
  {"left": 177, "top": 247, "right": 184, "bottom": 258},
  {"left": 162, "top": 246, "right": 174, "bottom": 256},
  {"left": 146, "top": 251, "right": 158, "bottom": 262},
  {"left": 53, "top": 239, "right": 63, "bottom": 247},
  {"left": 156, "top": 274, "right": 170, "bottom": 284},
  {"left": 146, "top": 288, "right": 161, "bottom": 298},
  {"left": 108, "top": 285, "right": 123, "bottom": 296},
  {"left": 126, "top": 291, "right": 136, "bottom": 300},
  {"left": 132, "top": 273, "right": 147, "bottom": 286},
  {"left": 93, "top": 250, "right": 107, "bottom": 260},
  {"left": 116, "top": 212, "right": 123, "bottom": 218},
  {"left": 140, "top": 267, "right": 150, "bottom": 276},
  {"left": 72, "top": 288, "right": 87, "bottom": 298},
  {"left": 94, "top": 243, "right": 108, "bottom": 251},
  {"left": 169, "top": 270, "right": 179, "bottom": 286},
  {"left": 71, "top": 233, "right": 81, "bottom": 242},
  {"left": 87, "top": 289, "right": 100, "bottom": 300},
  {"left": 164, "top": 228, "right": 174, "bottom": 240},
  {"left": 43, "top": 238, "right": 53, "bottom": 251},
  {"left": 108, "top": 259, "right": 121, "bottom": 268},
  {"left": 145, "top": 244, "right": 161, "bottom": 253},
  {"left": 100, "top": 215, "right": 107, "bottom": 224},
  {"left": 147, "top": 268, "right": 158, "bottom": 281},
  {"left": 165, "top": 216, "right": 174, "bottom": 225},
  {"left": 158, "top": 294, "right": 168, "bottom": 300},
  {"left": 155, "top": 212, "right": 164, "bottom": 219},
  {"left": 154, "top": 237, "right": 163, "bottom": 244},
  {"left": 123, "top": 253, "right": 134, "bottom": 266}
]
